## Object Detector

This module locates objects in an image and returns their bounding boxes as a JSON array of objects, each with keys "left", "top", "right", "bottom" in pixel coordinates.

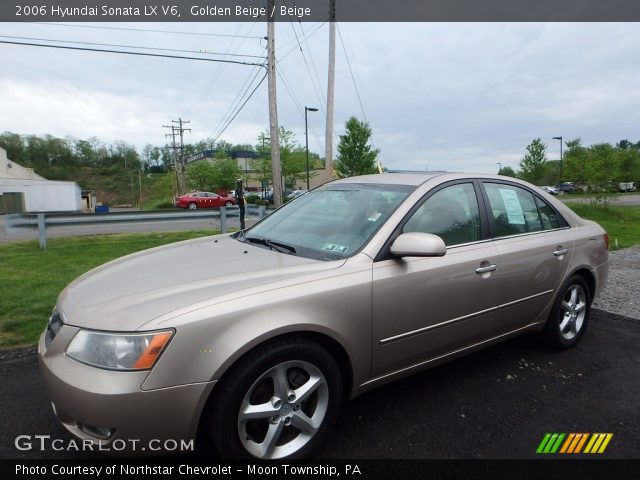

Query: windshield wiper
[{"left": 244, "top": 236, "right": 297, "bottom": 254}]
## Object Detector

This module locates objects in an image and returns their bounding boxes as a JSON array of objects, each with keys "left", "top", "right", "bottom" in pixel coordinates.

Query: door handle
[
  {"left": 475, "top": 264, "right": 497, "bottom": 274},
  {"left": 554, "top": 248, "right": 569, "bottom": 257}
]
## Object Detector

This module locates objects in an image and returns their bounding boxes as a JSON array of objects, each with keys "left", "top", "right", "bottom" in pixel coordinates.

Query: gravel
[{"left": 592, "top": 245, "right": 640, "bottom": 320}]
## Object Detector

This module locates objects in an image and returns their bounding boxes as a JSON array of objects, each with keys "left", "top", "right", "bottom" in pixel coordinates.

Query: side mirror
[{"left": 390, "top": 232, "right": 447, "bottom": 257}]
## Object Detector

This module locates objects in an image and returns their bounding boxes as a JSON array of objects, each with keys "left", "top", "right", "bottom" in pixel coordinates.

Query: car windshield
[{"left": 236, "top": 183, "right": 414, "bottom": 261}]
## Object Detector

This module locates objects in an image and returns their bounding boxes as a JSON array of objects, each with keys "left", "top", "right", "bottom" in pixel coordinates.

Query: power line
[
  {"left": 285, "top": 3, "right": 327, "bottom": 116},
  {"left": 298, "top": 19, "right": 328, "bottom": 107},
  {"left": 0, "top": 40, "right": 267, "bottom": 67},
  {"left": 33, "top": 22, "right": 265, "bottom": 39},
  {"left": 278, "top": 21, "right": 328, "bottom": 61},
  {"left": 0, "top": 34, "right": 266, "bottom": 59},
  {"left": 210, "top": 72, "right": 268, "bottom": 145},
  {"left": 180, "top": 22, "right": 264, "bottom": 118},
  {"left": 211, "top": 64, "right": 265, "bottom": 140},
  {"left": 342, "top": 24, "right": 367, "bottom": 110},
  {"left": 336, "top": 23, "right": 374, "bottom": 148},
  {"left": 276, "top": 67, "right": 323, "bottom": 151}
]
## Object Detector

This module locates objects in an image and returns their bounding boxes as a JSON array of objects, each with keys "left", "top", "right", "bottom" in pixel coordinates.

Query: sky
[{"left": 0, "top": 21, "right": 639, "bottom": 173}]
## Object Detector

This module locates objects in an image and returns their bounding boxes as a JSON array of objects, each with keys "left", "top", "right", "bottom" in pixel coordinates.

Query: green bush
[{"left": 245, "top": 194, "right": 262, "bottom": 205}]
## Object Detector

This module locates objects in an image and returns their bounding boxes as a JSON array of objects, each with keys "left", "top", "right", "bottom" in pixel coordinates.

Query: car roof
[{"left": 331, "top": 173, "right": 444, "bottom": 186}]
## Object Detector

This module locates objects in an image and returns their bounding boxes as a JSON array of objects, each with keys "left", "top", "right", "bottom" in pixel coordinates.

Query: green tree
[
  {"left": 186, "top": 160, "right": 216, "bottom": 191},
  {"left": 283, "top": 148, "right": 310, "bottom": 188},
  {"left": 250, "top": 156, "right": 272, "bottom": 188},
  {"left": 518, "top": 138, "right": 548, "bottom": 185},
  {"left": 230, "top": 143, "right": 255, "bottom": 152},
  {"left": 211, "top": 149, "right": 242, "bottom": 193},
  {"left": 154, "top": 172, "right": 178, "bottom": 204},
  {"left": 334, "top": 117, "right": 380, "bottom": 178},
  {"left": 584, "top": 143, "right": 619, "bottom": 206},
  {"left": 616, "top": 147, "right": 640, "bottom": 183},
  {"left": 0, "top": 131, "right": 25, "bottom": 163},
  {"left": 562, "top": 138, "right": 588, "bottom": 185},
  {"left": 251, "top": 128, "right": 310, "bottom": 188},
  {"left": 498, "top": 166, "right": 517, "bottom": 177}
]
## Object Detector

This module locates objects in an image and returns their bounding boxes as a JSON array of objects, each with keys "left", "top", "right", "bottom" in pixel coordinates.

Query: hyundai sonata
[{"left": 39, "top": 173, "right": 609, "bottom": 459}]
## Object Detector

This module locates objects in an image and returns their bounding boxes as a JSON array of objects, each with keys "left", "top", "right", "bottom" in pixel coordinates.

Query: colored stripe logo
[{"left": 536, "top": 433, "right": 613, "bottom": 454}]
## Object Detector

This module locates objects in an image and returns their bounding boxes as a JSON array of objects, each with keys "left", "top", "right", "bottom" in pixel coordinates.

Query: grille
[{"left": 44, "top": 311, "right": 64, "bottom": 348}]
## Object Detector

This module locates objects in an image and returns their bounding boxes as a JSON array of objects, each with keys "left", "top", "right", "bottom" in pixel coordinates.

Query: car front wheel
[
  {"left": 188, "top": 202, "right": 197, "bottom": 210},
  {"left": 542, "top": 275, "right": 591, "bottom": 349},
  {"left": 207, "top": 338, "right": 343, "bottom": 459}
]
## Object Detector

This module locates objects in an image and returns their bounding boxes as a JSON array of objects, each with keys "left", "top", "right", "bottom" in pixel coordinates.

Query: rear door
[
  {"left": 479, "top": 181, "right": 574, "bottom": 326},
  {"left": 206, "top": 192, "right": 221, "bottom": 207}
]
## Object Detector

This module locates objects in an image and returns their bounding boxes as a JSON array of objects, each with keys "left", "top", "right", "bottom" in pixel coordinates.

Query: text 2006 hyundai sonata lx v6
[{"left": 39, "top": 173, "right": 609, "bottom": 459}]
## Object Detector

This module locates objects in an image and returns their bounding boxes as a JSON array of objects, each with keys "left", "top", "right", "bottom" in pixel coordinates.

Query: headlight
[{"left": 66, "top": 330, "right": 173, "bottom": 371}]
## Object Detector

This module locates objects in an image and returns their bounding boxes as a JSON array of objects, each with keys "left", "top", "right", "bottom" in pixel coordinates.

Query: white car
[{"left": 540, "top": 186, "right": 559, "bottom": 195}]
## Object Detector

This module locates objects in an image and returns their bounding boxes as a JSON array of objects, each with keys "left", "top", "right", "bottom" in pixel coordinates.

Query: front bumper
[{"left": 38, "top": 326, "right": 216, "bottom": 454}]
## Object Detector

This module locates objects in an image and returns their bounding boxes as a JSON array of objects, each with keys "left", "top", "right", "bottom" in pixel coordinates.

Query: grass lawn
[
  {"left": 566, "top": 204, "right": 640, "bottom": 250},
  {"left": 0, "top": 230, "right": 215, "bottom": 348}
]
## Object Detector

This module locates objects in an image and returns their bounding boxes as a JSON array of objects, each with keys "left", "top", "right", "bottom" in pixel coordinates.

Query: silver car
[{"left": 39, "top": 173, "right": 609, "bottom": 459}]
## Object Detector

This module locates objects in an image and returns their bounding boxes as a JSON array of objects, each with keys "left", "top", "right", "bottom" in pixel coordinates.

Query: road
[{"left": 1, "top": 310, "right": 638, "bottom": 460}]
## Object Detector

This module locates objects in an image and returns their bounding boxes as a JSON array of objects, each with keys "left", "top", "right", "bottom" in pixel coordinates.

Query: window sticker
[
  {"left": 499, "top": 188, "right": 525, "bottom": 224},
  {"left": 321, "top": 243, "right": 349, "bottom": 254},
  {"left": 367, "top": 212, "right": 382, "bottom": 222}
]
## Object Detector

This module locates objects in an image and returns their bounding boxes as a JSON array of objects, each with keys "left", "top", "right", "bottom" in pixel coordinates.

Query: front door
[{"left": 371, "top": 182, "right": 505, "bottom": 378}]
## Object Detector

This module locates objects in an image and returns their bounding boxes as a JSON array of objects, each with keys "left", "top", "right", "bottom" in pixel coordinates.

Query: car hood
[{"left": 57, "top": 234, "right": 343, "bottom": 332}]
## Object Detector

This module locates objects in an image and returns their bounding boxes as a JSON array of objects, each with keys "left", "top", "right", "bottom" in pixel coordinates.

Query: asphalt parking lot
[{"left": 0, "top": 309, "right": 638, "bottom": 460}]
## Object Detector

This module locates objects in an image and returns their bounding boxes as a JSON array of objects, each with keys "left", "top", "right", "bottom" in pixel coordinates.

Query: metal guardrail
[{"left": 5, "top": 205, "right": 271, "bottom": 249}]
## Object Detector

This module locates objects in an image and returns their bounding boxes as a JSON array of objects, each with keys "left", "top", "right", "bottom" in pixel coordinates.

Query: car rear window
[{"left": 483, "top": 183, "right": 565, "bottom": 237}]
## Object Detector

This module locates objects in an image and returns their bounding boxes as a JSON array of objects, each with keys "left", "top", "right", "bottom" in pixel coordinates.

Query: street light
[
  {"left": 305, "top": 106, "right": 319, "bottom": 190},
  {"left": 553, "top": 136, "right": 563, "bottom": 184},
  {"left": 497, "top": 162, "right": 502, "bottom": 173}
]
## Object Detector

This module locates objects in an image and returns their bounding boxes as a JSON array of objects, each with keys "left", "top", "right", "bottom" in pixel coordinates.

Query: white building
[{"left": 0, "top": 147, "right": 82, "bottom": 212}]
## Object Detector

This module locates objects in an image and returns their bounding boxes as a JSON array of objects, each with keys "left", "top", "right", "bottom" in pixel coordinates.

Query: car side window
[
  {"left": 535, "top": 196, "right": 561, "bottom": 230},
  {"left": 403, "top": 183, "right": 481, "bottom": 246},
  {"left": 483, "top": 183, "right": 548, "bottom": 237}
]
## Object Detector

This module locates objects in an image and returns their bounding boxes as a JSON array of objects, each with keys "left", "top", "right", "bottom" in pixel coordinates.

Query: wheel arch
[
  {"left": 567, "top": 266, "right": 596, "bottom": 304},
  {"left": 195, "top": 330, "right": 354, "bottom": 441}
]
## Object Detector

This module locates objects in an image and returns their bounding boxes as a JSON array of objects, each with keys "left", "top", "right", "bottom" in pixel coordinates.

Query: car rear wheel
[
  {"left": 188, "top": 202, "right": 197, "bottom": 210},
  {"left": 207, "top": 338, "right": 343, "bottom": 459},
  {"left": 542, "top": 275, "right": 591, "bottom": 349},
  {"left": 225, "top": 201, "right": 233, "bottom": 207}
]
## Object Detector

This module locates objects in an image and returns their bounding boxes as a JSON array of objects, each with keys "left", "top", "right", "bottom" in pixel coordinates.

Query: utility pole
[
  {"left": 267, "top": 0, "right": 283, "bottom": 207},
  {"left": 163, "top": 124, "right": 180, "bottom": 195},
  {"left": 325, "top": 0, "right": 336, "bottom": 177},
  {"left": 163, "top": 118, "right": 191, "bottom": 195},
  {"left": 138, "top": 169, "right": 143, "bottom": 209}
]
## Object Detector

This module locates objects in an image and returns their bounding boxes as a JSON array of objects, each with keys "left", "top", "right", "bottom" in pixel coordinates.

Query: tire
[
  {"left": 542, "top": 275, "right": 591, "bottom": 349},
  {"left": 207, "top": 338, "right": 343, "bottom": 459},
  {"left": 224, "top": 201, "right": 233, "bottom": 207},
  {"left": 188, "top": 202, "right": 197, "bottom": 210}
]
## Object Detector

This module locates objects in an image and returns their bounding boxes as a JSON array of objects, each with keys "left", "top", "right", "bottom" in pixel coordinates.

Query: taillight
[{"left": 603, "top": 232, "right": 609, "bottom": 250}]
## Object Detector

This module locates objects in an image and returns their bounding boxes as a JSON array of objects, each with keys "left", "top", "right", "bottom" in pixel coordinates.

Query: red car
[{"left": 175, "top": 192, "right": 237, "bottom": 210}]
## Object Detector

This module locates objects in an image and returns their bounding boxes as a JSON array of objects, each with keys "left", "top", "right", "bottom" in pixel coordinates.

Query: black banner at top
[{"left": 3, "top": 0, "right": 640, "bottom": 22}]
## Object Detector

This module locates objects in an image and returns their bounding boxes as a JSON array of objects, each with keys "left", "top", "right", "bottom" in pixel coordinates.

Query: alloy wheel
[
  {"left": 559, "top": 284, "right": 587, "bottom": 340},
  {"left": 237, "top": 360, "right": 329, "bottom": 459}
]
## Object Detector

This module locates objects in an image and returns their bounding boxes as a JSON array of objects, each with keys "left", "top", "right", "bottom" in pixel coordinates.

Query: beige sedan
[{"left": 39, "top": 173, "right": 609, "bottom": 459}]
